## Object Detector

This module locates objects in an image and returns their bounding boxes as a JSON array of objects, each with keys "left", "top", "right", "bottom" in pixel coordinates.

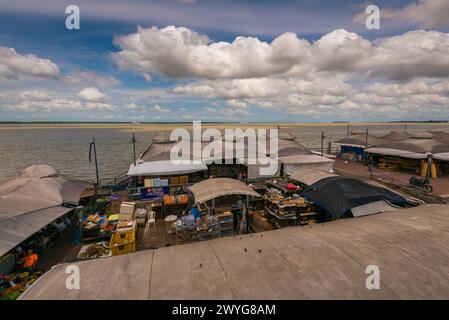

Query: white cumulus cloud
[
  {"left": 64, "top": 72, "right": 121, "bottom": 87},
  {"left": 354, "top": 0, "right": 449, "bottom": 29},
  {"left": 112, "top": 25, "right": 310, "bottom": 79},
  {"left": 151, "top": 104, "right": 170, "bottom": 112},
  {"left": 112, "top": 26, "right": 449, "bottom": 82},
  {"left": 0, "top": 46, "right": 59, "bottom": 80},
  {"left": 78, "top": 87, "right": 108, "bottom": 101}
]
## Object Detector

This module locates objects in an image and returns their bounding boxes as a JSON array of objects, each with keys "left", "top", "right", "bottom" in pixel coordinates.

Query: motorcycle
[{"left": 409, "top": 176, "right": 433, "bottom": 193}]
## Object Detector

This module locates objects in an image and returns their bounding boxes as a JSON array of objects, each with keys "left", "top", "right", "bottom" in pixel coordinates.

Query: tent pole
[
  {"left": 427, "top": 153, "right": 433, "bottom": 178},
  {"left": 246, "top": 195, "right": 250, "bottom": 234}
]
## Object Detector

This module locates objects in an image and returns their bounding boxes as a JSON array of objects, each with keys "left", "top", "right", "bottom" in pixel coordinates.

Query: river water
[{"left": 1, "top": 123, "right": 448, "bottom": 181}]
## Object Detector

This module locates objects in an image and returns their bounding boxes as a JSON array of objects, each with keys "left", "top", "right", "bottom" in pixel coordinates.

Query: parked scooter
[{"left": 409, "top": 176, "right": 433, "bottom": 193}]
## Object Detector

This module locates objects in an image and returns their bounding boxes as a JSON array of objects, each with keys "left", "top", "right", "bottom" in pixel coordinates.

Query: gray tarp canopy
[
  {"left": 365, "top": 137, "right": 449, "bottom": 160},
  {"left": 288, "top": 168, "right": 337, "bottom": 185},
  {"left": 381, "top": 130, "right": 449, "bottom": 142},
  {"left": 0, "top": 206, "right": 72, "bottom": 258},
  {"left": 136, "top": 131, "right": 318, "bottom": 178},
  {"left": 139, "top": 132, "right": 312, "bottom": 162},
  {"left": 350, "top": 200, "right": 398, "bottom": 217},
  {"left": 279, "top": 155, "right": 335, "bottom": 175},
  {"left": 189, "top": 178, "right": 261, "bottom": 204},
  {"left": 380, "top": 130, "right": 412, "bottom": 141},
  {"left": 334, "top": 134, "right": 387, "bottom": 147},
  {"left": 239, "top": 158, "right": 281, "bottom": 180},
  {"left": 431, "top": 130, "right": 449, "bottom": 145},
  {"left": 0, "top": 164, "right": 87, "bottom": 218},
  {"left": 0, "top": 164, "right": 86, "bottom": 257},
  {"left": 20, "top": 204, "right": 449, "bottom": 300}
]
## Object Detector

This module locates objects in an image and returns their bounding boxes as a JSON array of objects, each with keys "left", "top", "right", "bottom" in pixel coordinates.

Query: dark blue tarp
[
  {"left": 340, "top": 145, "right": 366, "bottom": 159},
  {"left": 140, "top": 187, "right": 169, "bottom": 201},
  {"left": 301, "top": 176, "right": 407, "bottom": 220}
]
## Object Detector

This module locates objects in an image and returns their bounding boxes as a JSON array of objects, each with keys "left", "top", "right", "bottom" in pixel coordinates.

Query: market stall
[
  {"left": 171, "top": 178, "right": 263, "bottom": 240},
  {"left": 0, "top": 164, "right": 87, "bottom": 299}
]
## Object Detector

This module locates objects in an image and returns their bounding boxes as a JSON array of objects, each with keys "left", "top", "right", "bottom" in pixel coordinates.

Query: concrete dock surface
[{"left": 20, "top": 204, "right": 449, "bottom": 300}]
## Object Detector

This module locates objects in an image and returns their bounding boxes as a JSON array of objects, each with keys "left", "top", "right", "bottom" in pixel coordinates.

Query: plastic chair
[{"left": 146, "top": 211, "right": 156, "bottom": 229}]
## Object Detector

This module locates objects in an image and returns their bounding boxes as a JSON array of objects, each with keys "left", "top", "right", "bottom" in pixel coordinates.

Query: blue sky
[{"left": 1, "top": 0, "right": 449, "bottom": 122}]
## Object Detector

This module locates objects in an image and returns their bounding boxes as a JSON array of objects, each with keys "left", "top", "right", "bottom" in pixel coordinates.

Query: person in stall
[
  {"left": 20, "top": 249, "right": 39, "bottom": 273},
  {"left": 14, "top": 246, "right": 25, "bottom": 270}
]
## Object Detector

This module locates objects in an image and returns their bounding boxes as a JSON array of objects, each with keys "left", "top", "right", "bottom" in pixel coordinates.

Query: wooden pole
[
  {"left": 132, "top": 133, "right": 137, "bottom": 166},
  {"left": 89, "top": 137, "right": 100, "bottom": 187},
  {"left": 427, "top": 153, "right": 432, "bottom": 178},
  {"left": 321, "top": 131, "right": 325, "bottom": 157},
  {"left": 365, "top": 129, "right": 369, "bottom": 148}
]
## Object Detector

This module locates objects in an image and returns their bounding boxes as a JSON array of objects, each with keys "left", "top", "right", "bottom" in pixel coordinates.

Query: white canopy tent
[{"left": 279, "top": 155, "right": 335, "bottom": 175}]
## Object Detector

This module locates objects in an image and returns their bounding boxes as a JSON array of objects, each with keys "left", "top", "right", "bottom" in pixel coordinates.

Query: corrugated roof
[{"left": 20, "top": 204, "right": 449, "bottom": 300}]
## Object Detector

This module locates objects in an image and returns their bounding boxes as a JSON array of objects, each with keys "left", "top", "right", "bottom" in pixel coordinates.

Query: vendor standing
[
  {"left": 14, "top": 246, "right": 25, "bottom": 270},
  {"left": 21, "top": 249, "right": 39, "bottom": 272}
]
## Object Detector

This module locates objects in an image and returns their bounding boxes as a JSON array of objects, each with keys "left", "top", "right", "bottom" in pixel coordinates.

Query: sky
[{"left": 0, "top": 0, "right": 449, "bottom": 122}]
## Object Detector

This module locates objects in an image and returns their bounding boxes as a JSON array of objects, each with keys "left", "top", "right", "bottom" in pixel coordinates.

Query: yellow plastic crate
[
  {"left": 109, "top": 231, "right": 136, "bottom": 256},
  {"left": 111, "top": 229, "right": 135, "bottom": 243},
  {"left": 110, "top": 242, "right": 135, "bottom": 256}
]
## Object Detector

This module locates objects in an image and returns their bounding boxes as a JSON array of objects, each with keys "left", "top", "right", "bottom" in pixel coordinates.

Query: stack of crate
[
  {"left": 378, "top": 162, "right": 399, "bottom": 171},
  {"left": 175, "top": 227, "right": 197, "bottom": 243},
  {"left": 197, "top": 226, "right": 221, "bottom": 241},
  {"left": 196, "top": 215, "right": 220, "bottom": 241},
  {"left": 216, "top": 211, "right": 234, "bottom": 238}
]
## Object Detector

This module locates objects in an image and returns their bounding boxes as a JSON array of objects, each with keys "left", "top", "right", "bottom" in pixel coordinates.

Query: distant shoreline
[{"left": 0, "top": 121, "right": 448, "bottom": 132}]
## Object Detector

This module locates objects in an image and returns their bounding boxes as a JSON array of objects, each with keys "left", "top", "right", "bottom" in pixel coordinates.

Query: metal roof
[
  {"left": 20, "top": 204, "right": 449, "bottom": 300},
  {"left": 127, "top": 160, "right": 208, "bottom": 176}
]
